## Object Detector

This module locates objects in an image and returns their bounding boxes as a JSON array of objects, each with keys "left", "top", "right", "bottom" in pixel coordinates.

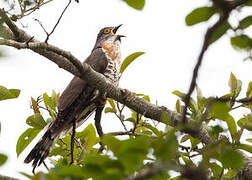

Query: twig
[
  {"left": 70, "top": 119, "right": 76, "bottom": 164},
  {"left": 182, "top": 13, "right": 229, "bottom": 124},
  {"left": 107, "top": 131, "right": 156, "bottom": 138},
  {"left": 94, "top": 106, "right": 105, "bottom": 153},
  {"left": 218, "top": 168, "right": 224, "bottom": 180},
  {"left": 181, "top": 0, "right": 250, "bottom": 124},
  {"left": 116, "top": 102, "right": 128, "bottom": 131},
  {"left": 34, "top": 18, "right": 49, "bottom": 36},
  {"left": 45, "top": 0, "right": 72, "bottom": 43},
  {"left": 17, "top": 0, "right": 53, "bottom": 19},
  {"left": 132, "top": 112, "right": 140, "bottom": 133}
]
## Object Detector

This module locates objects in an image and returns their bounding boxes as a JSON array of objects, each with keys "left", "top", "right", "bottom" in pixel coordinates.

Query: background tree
[{"left": 0, "top": 0, "right": 252, "bottom": 179}]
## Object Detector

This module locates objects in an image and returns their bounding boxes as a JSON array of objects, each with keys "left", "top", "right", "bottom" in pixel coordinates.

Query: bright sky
[{"left": 0, "top": 0, "right": 251, "bottom": 179}]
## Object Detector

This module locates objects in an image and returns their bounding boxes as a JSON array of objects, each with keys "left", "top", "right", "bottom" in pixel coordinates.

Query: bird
[{"left": 24, "top": 25, "right": 124, "bottom": 172}]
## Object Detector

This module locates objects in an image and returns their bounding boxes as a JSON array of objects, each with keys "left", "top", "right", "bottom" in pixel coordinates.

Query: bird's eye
[{"left": 104, "top": 28, "right": 110, "bottom": 34}]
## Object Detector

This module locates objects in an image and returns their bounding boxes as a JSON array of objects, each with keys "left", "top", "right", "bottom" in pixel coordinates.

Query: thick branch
[{"left": 0, "top": 38, "right": 212, "bottom": 144}]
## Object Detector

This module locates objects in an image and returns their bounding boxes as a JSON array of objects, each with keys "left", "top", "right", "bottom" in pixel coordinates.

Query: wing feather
[{"left": 58, "top": 48, "right": 108, "bottom": 111}]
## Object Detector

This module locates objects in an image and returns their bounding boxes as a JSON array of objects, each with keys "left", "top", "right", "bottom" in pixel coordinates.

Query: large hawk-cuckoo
[{"left": 24, "top": 25, "right": 124, "bottom": 171}]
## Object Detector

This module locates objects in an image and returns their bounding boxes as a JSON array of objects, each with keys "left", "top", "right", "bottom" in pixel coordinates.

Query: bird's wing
[{"left": 58, "top": 48, "right": 108, "bottom": 111}]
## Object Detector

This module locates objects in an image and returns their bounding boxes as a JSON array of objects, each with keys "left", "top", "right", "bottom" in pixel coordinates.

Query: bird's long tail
[
  {"left": 24, "top": 129, "right": 59, "bottom": 172},
  {"left": 24, "top": 103, "right": 97, "bottom": 172}
]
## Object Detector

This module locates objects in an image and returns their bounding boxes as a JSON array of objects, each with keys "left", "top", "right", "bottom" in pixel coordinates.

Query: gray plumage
[{"left": 24, "top": 25, "right": 123, "bottom": 171}]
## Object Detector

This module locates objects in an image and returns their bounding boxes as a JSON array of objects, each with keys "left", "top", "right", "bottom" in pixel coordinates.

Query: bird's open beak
[
  {"left": 115, "top": 35, "right": 126, "bottom": 42},
  {"left": 112, "top": 24, "right": 123, "bottom": 34},
  {"left": 113, "top": 24, "right": 125, "bottom": 42}
]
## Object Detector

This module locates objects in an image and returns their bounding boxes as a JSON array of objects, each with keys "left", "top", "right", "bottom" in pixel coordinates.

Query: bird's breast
[{"left": 102, "top": 41, "right": 121, "bottom": 85}]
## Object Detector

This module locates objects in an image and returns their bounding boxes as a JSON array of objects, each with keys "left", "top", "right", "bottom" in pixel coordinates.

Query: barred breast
[{"left": 102, "top": 39, "right": 121, "bottom": 85}]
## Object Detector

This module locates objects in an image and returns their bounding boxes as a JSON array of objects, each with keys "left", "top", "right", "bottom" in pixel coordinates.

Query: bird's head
[{"left": 94, "top": 24, "right": 125, "bottom": 48}]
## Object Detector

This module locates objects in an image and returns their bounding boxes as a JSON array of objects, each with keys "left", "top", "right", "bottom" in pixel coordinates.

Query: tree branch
[
  {"left": 182, "top": 0, "right": 250, "bottom": 124},
  {"left": 0, "top": 9, "right": 212, "bottom": 146}
]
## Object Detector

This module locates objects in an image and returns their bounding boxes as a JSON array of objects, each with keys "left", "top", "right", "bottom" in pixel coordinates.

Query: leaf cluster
[{"left": 185, "top": 1, "right": 252, "bottom": 60}]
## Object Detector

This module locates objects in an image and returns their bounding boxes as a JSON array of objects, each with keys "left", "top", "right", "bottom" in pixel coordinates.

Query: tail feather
[
  {"left": 24, "top": 103, "right": 98, "bottom": 172},
  {"left": 24, "top": 131, "right": 58, "bottom": 171}
]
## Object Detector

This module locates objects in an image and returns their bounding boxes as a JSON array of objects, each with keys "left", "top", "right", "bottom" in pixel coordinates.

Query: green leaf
[
  {"left": 175, "top": 99, "right": 182, "bottom": 113},
  {"left": 82, "top": 154, "right": 124, "bottom": 178},
  {"left": 208, "top": 125, "right": 224, "bottom": 140},
  {"left": 246, "top": 81, "right": 252, "bottom": 97},
  {"left": 120, "top": 52, "right": 145, "bottom": 74},
  {"left": 210, "top": 102, "right": 237, "bottom": 138},
  {"left": 237, "top": 115, "right": 252, "bottom": 131},
  {"left": 75, "top": 124, "right": 98, "bottom": 151},
  {"left": 209, "top": 162, "right": 222, "bottom": 178},
  {"left": 190, "top": 136, "right": 200, "bottom": 147},
  {"left": 239, "top": 16, "right": 252, "bottom": 29},
  {"left": 104, "top": 107, "right": 117, "bottom": 113},
  {"left": 220, "top": 146, "right": 244, "bottom": 169},
  {"left": 172, "top": 90, "right": 197, "bottom": 113},
  {"left": 0, "top": 86, "right": 20, "bottom": 101},
  {"left": 180, "top": 134, "right": 190, "bottom": 143},
  {"left": 55, "top": 165, "right": 86, "bottom": 178},
  {"left": 160, "top": 111, "right": 172, "bottom": 125},
  {"left": 43, "top": 93, "right": 56, "bottom": 112},
  {"left": 172, "top": 90, "right": 186, "bottom": 99},
  {"left": 26, "top": 113, "right": 47, "bottom": 129},
  {"left": 246, "top": 0, "right": 252, "bottom": 6},
  {"left": 49, "top": 146, "right": 69, "bottom": 157},
  {"left": 225, "top": 115, "right": 237, "bottom": 139},
  {"left": 117, "top": 136, "right": 150, "bottom": 173},
  {"left": 231, "top": 35, "right": 252, "bottom": 50},
  {"left": 246, "top": 138, "right": 252, "bottom": 143},
  {"left": 211, "top": 102, "right": 230, "bottom": 120},
  {"left": 153, "top": 130, "right": 178, "bottom": 161},
  {"left": 228, "top": 72, "right": 242, "bottom": 98},
  {"left": 145, "top": 125, "right": 162, "bottom": 136},
  {"left": 210, "top": 21, "right": 231, "bottom": 44},
  {"left": 229, "top": 72, "right": 237, "bottom": 94},
  {"left": 181, "top": 154, "right": 193, "bottom": 165},
  {"left": 236, "top": 144, "right": 252, "bottom": 153},
  {"left": 123, "top": 0, "right": 145, "bottom": 10},
  {"left": 31, "top": 97, "right": 40, "bottom": 114},
  {"left": 185, "top": 7, "right": 216, "bottom": 26},
  {"left": 108, "top": 98, "right": 116, "bottom": 109},
  {"left": 225, "top": 169, "right": 237, "bottom": 178},
  {"left": 0, "top": 153, "right": 7, "bottom": 166},
  {"left": 102, "top": 135, "right": 122, "bottom": 155},
  {"left": 196, "top": 85, "right": 207, "bottom": 112},
  {"left": 16, "top": 128, "right": 41, "bottom": 157}
]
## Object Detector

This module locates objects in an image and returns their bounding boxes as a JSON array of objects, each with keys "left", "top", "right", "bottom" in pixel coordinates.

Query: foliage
[
  {"left": 123, "top": 0, "right": 145, "bottom": 10},
  {"left": 0, "top": 86, "right": 20, "bottom": 101},
  {"left": 14, "top": 72, "right": 252, "bottom": 180},
  {"left": 185, "top": 1, "right": 252, "bottom": 59},
  {"left": 0, "top": 84, "right": 20, "bottom": 167},
  {"left": 1, "top": 0, "right": 252, "bottom": 180}
]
